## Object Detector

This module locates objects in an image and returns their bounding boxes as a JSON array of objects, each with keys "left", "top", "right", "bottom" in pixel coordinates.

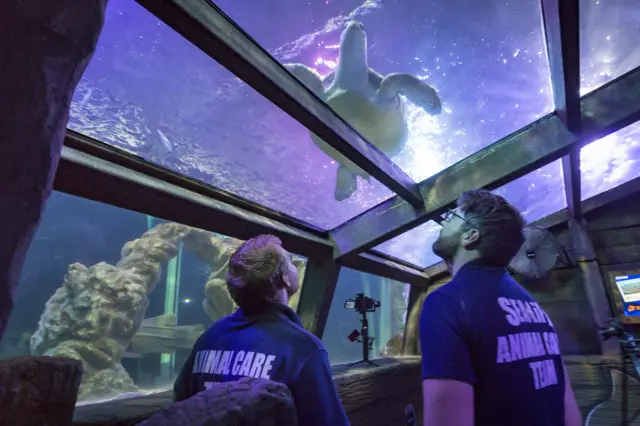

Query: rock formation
[
  {"left": 30, "top": 223, "right": 309, "bottom": 401},
  {"left": 403, "top": 278, "right": 451, "bottom": 355},
  {"left": 0, "top": 0, "right": 107, "bottom": 341},
  {"left": 389, "top": 282, "right": 409, "bottom": 338},
  {"left": 0, "top": 356, "right": 83, "bottom": 426},
  {"left": 30, "top": 223, "right": 203, "bottom": 400},
  {"left": 137, "top": 377, "right": 298, "bottom": 426},
  {"left": 380, "top": 333, "right": 404, "bottom": 357}
]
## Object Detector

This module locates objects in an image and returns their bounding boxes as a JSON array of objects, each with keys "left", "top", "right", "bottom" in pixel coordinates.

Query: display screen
[{"left": 615, "top": 274, "right": 640, "bottom": 316}]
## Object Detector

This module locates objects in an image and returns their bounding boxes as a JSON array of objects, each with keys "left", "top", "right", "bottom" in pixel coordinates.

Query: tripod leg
[{"left": 349, "top": 359, "right": 379, "bottom": 368}]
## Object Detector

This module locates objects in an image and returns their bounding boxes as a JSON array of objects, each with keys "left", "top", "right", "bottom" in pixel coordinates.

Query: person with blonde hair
[{"left": 173, "top": 234, "right": 349, "bottom": 426}]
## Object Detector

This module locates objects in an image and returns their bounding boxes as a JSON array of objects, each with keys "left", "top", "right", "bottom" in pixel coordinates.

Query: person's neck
[
  {"left": 273, "top": 289, "right": 289, "bottom": 306},
  {"left": 448, "top": 251, "right": 481, "bottom": 277}
]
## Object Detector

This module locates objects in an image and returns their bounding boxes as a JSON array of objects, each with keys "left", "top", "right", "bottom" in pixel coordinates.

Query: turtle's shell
[{"left": 311, "top": 88, "right": 408, "bottom": 177}]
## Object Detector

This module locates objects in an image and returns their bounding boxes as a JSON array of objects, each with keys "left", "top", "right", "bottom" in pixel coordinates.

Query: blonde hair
[{"left": 226, "top": 234, "right": 287, "bottom": 309}]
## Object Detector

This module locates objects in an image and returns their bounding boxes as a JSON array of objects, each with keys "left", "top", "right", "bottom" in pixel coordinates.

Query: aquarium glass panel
[
  {"left": 494, "top": 160, "right": 566, "bottom": 224},
  {"left": 373, "top": 221, "right": 442, "bottom": 268},
  {"left": 218, "top": 0, "right": 554, "bottom": 184},
  {"left": 68, "top": 0, "right": 392, "bottom": 230},
  {"left": 580, "top": 0, "right": 640, "bottom": 94},
  {"left": 323, "top": 268, "right": 410, "bottom": 365},
  {"left": 581, "top": 121, "right": 640, "bottom": 200},
  {"left": 0, "top": 191, "right": 307, "bottom": 404}
]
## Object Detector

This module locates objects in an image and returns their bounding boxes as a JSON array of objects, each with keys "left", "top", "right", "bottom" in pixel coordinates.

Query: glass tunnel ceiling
[
  {"left": 378, "top": 118, "right": 640, "bottom": 268},
  {"left": 65, "top": 0, "right": 640, "bottom": 266}
]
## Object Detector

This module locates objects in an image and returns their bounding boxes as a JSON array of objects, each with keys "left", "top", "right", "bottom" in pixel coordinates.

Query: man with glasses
[{"left": 419, "top": 189, "right": 581, "bottom": 426}]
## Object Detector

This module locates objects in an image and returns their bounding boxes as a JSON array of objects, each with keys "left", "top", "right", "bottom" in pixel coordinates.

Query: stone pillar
[
  {"left": 0, "top": 356, "right": 83, "bottom": 426},
  {"left": 567, "top": 218, "right": 619, "bottom": 355},
  {"left": 0, "top": 0, "right": 108, "bottom": 339}
]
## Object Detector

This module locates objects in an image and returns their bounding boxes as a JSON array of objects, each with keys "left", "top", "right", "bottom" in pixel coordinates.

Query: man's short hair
[
  {"left": 457, "top": 189, "right": 525, "bottom": 267},
  {"left": 226, "top": 234, "right": 288, "bottom": 309}
]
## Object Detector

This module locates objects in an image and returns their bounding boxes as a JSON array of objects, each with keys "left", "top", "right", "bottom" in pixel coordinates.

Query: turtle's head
[{"left": 338, "top": 21, "right": 368, "bottom": 71}]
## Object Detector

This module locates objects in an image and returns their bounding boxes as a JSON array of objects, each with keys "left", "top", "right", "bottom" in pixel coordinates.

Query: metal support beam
[
  {"left": 64, "top": 130, "right": 327, "bottom": 233},
  {"left": 567, "top": 218, "right": 619, "bottom": 355},
  {"left": 540, "top": 0, "right": 583, "bottom": 219},
  {"left": 562, "top": 150, "right": 582, "bottom": 219},
  {"left": 340, "top": 251, "right": 430, "bottom": 288},
  {"left": 402, "top": 284, "right": 426, "bottom": 355},
  {"left": 55, "top": 140, "right": 334, "bottom": 260},
  {"left": 423, "top": 262, "right": 450, "bottom": 281},
  {"left": 296, "top": 258, "right": 341, "bottom": 339},
  {"left": 62, "top": 131, "right": 435, "bottom": 281},
  {"left": 540, "top": 0, "right": 581, "bottom": 131},
  {"left": 331, "top": 65, "right": 640, "bottom": 259},
  {"left": 135, "top": 0, "right": 423, "bottom": 207},
  {"left": 533, "top": 174, "right": 640, "bottom": 230}
]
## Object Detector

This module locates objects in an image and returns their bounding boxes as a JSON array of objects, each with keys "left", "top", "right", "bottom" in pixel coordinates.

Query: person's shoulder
[
  {"left": 281, "top": 318, "right": 327, "bottom": 353},
  {"left": 427, "top": 278, "right": 465, "bottom": 301},
  {"left": 206, "top": 312, "right": 236, "bottom": 330},
  {"left": 196, "top": 312, "right": 237, "bottom": 342},
  {"left": 504, "top": 274, "right": 534, "bottom": 297}
]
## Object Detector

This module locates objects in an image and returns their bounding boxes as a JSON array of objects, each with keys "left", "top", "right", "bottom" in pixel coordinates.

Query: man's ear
[
  {"left": 461, "top": 228, "right": 480, "bottom": 249},
  {"left": 280, "top": 266, "right": 293, "bottom": 290}
]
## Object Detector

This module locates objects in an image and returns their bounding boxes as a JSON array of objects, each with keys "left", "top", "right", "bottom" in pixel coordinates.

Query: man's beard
[{"left": 432, "top": 233, "right": 461, "bottom": 263}]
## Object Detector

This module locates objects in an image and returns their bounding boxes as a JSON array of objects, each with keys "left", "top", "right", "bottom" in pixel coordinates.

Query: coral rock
[
  {"left": 380, "top": 333, "right": 404, "bottom": 357},
  {"left": 31, "top": 223, "right": 199, "bottom": 401},
  {"left": 0, "top": 356, "right": 83, "bottom": 426},
  {"left": 137, "top": 377, "right": 298, "bottom": 426}
]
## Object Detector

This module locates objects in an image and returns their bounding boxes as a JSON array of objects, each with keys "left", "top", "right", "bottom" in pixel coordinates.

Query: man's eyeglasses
[{"left": 441, "top": 208, "right": 466, "bottom": 223}]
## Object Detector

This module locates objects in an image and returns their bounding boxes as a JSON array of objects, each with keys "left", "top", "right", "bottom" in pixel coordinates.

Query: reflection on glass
[
  {"left": 580, "top": 0, "right": 640, "bottom": 94},
  {"left": 68, "top": 0, "right": 391, "bottom": 230},
  {"left": 323, "top": 268, "right": 410, "bottom": 365},
  {"left": 0, "top": 192, "right": 307, "bottom": 405},
  {"left": 219, "top": 0, "right": 553, "bottom": 183},
  {"left": 581, "top": 122, "right": 640, "bottom": 200},
  {"left": 494, "top": 160, "right": 566, "bottom": 224},
  {"left": 374, "top": 221, "right": 442, "bottom": 268}
]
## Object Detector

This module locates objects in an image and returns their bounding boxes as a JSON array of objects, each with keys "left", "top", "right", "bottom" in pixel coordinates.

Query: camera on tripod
[
  {"left": 344, "top": 293, "right": 381, "bottom": 314},
  {"left": 344, "top": 293, "right": 381, "bottom": 368}
]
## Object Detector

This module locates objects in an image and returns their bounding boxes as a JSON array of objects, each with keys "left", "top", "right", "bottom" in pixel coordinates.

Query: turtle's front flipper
[
  {"left": 283, "top": 63, "right": 325, "bottom": 98},
  {"left": 377, "top": 73, "right": 442, "bottom": 115},
  {"left": 335, "top": 165, "right": 358, "bottom": 201}
]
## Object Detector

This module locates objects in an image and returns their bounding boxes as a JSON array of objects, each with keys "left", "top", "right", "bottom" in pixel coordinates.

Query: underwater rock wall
[
  {"left": 0, "top": 0, "right": 107, "bottom": 341},
  {"left": 378, "top": 281, "right": 410, "bottom": 357},
  {"left": 403, "top": 278, "right": 451, "bottom": 356},
  {"left": 30, "top": 223, "right": 200, "bottom": 400},
  {"left": 30, "top": 223, "right": 308, "bottom": 401}
]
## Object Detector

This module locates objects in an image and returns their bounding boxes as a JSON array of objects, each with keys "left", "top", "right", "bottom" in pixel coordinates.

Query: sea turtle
[{"left": 284, "top": 20, "right": 442, "bottom": 201}]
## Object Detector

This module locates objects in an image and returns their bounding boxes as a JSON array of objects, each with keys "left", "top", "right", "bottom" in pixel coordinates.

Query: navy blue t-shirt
[
  {"left": 420, "top": 259, "right": 565, "bottom": 426},
  {"left": 174, "top": 303, "right": 349, "bottom": 426}
]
